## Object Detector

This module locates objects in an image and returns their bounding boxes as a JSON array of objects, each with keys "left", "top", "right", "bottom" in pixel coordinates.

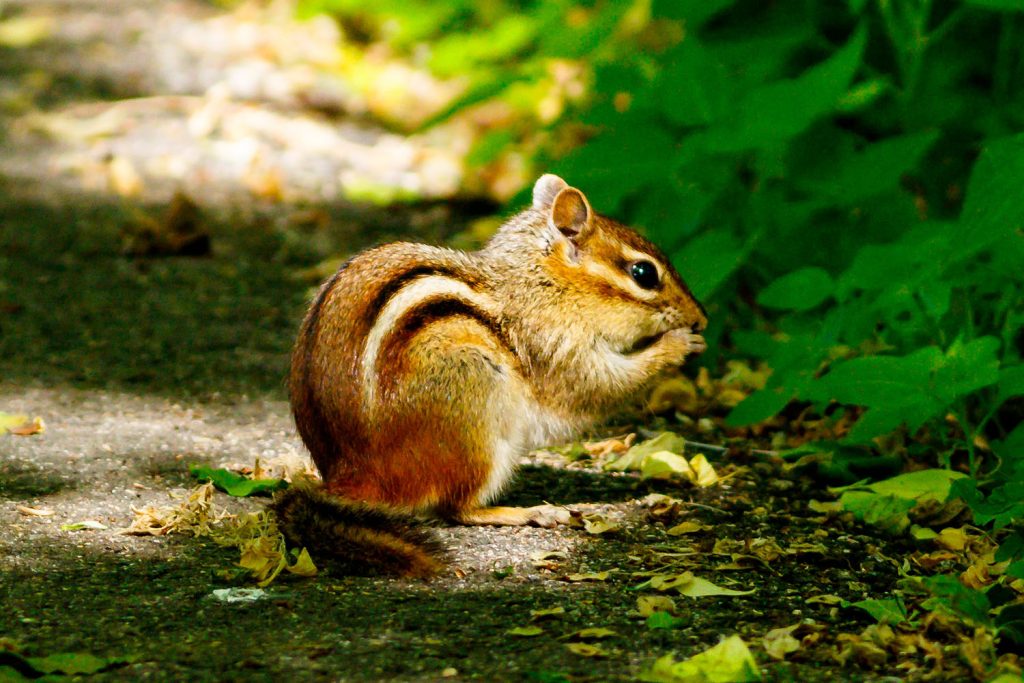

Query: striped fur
[{"left": 285, "top": 174, "right": 708, "bottom": 577}]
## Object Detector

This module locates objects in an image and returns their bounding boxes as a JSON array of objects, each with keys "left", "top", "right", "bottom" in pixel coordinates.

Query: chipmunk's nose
[{"left": 691, "top": 312, "right": 707, "bottom": 335}]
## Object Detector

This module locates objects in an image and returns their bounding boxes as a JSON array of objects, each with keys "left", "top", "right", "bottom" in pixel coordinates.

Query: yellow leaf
[
  {"left": 0, "top": 412, "right": 29, "bottom": 433},
  {"left": 649, "top": 573, "right": 695, "bottom": 592},
  {"left": 506, "top": 626, "right": 544, "bottom": 637},
  {"left": 678, "top": 576, "right": 755, "bottom": 598},
  {"left": 570, "top": 628, "right": 618, "bottom": 640},
  {"left": 637, "top": 596, "right": 676, "bottom": 617},
  {"left": 582, "top": 514, "right": 621, "bottom": 535},
  {"left": 565, "top": 643, "right": 610, "bottom": 658},
  {"left": 0, "top": 16, "right": 53, "bottom": 48},
  {"left": 565, "top": 571, "right": 610, "bottom": 582},
  {"left": 688, "top": 454, "right": 719, "bottom": 487},
  {"left": 640, "top": 635, "right": 761, "bottom": 682},
  {"left": 667, "top": 521, "right": 709, "bottom": 536},
  {"left": 936, "top": 527, "right": 969, "bottom": 551},
  {"left": 642, "top": 451, "right": 693, "bottom": 480},
  {"left": 286, "top": 548, "right": 318, "bottom": 578},
  {"left": 806, "top": 594, "right": 844, "bottom": 605}
]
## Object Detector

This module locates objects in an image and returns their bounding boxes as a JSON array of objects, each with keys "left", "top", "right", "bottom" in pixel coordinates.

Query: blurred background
[{"left": 0, "top": 0, "right": 1021, "bottom": 464}]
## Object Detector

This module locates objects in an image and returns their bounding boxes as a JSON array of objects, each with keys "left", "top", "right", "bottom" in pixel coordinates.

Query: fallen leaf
[
  {"left": 531, "top": 607, "right": 566, "bottom": 621},
  {"left": 642, "top": 451, "right": 693, "bottom": 481},
  {"left": 762, "top": 624, "right": 801, "bottom": 660},
  {"left": 806, "top": 594, "right": 844, "bottom": 605},
  {"left": 565, "top": 571, "right": 611, "bottom": 582},
  {"left": 667, "top": 521, "right": 709, "bottom": 536},
  {"left": 190, "top": 465, "right": 287, "bottom": 497},
  {"left": 638, "top": 573, "right": 755, "bottom": 598},
  {"left": 646, "top": 612, "right": 687, "bottom": 630},
  {"left": 636, "top": 596, "right": 676, "bottom": 617},
  {"left": 564, "top": 643, "right": 610, "bottom": 658},
  {"left": 286, "top": 548, "right": 318, "bottom": 578},
  {"left": 567, "top": 628, "right": 617, "bottom": 640},
  {"left": 0, "top": 412, "right": 29, "bottom": 434},
  {"left": 936, "top": 527, "right": 969, "bottom": 551},
  {"left": 16, "top": 505, "right": 54, "bottom": 517},
  {"left": 60, "top": 521, "right": 108, "bottom": 531},
  {"left": 9, "top": 417, "right": 44, "bottom": 436},
  {"left": 639, "top": 635, "right": 761, "bottom": 682},
  {"left": 582, "top": 513, "right": 621, "bottom": 535},
  {"left": 507, "top": 626, "right": 544, "bottom": 637}
]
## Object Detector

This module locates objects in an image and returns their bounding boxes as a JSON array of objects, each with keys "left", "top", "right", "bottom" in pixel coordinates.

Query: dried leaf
[
  {"left": 762, "top": 624, "right": 801, "bottom": 660},
  {"left": 16, "top": 505, "right": 54, "bottom": 517},
  {"left": 936, "top": 527, "right": 969, "bottom": 551},
  {"left": 565, "top": 571, "right": 611, "bottom": 582},
  {"left": 9, "top": 417, "right": 44, "bottom": 436},
  {"left": 286, "top": 548, "right": 318, "bottom": 578}
]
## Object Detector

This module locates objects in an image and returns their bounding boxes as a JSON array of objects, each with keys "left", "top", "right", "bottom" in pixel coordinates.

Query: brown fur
[{"left": 283, "top": 175, "right": 708, "bottom": 577}]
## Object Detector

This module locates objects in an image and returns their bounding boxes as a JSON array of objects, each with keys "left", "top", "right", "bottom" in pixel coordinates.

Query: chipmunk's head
[{"left": 528, "top": 174, "right": 707, "bottom": 350}]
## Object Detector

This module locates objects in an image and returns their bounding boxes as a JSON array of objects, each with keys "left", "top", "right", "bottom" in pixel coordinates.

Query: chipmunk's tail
[{"left": 271, "top": 484, "right": 445, "bottom": 578}]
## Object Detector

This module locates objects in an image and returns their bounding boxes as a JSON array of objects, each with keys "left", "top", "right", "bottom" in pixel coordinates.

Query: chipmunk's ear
[
  {"left": 549, "top": 186, "right": 593, "bottom": 243},
  {"left": 532, "top": 174, "right": 568, "bottom": 210}
]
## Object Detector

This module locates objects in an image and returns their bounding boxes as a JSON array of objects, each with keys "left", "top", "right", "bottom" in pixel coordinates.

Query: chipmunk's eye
[{"left": 630, "top": 260, "right": 659, "bottom": 290}]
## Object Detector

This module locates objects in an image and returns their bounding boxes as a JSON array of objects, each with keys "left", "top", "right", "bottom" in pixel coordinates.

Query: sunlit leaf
[{"left": 639, "top": 635, "right": 761, "bottom": 682}]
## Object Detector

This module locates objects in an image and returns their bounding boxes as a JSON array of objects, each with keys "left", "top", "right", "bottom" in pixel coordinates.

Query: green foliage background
[{"left": 302, "top": 0, "right": 1024, "bottom": 629}]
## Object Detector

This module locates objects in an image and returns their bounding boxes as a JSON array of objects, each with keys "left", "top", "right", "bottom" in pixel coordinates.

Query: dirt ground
[{"left": 1, "top": 1, "right": 921, "bottom": 681}]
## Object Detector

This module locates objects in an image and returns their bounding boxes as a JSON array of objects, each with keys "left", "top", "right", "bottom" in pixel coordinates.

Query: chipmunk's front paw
[
  {"left": 662, "top": 328, "right": 706, "bottom": 360},
  {"left": 525, "top": 504, "right": 572, "bottom": 528}
]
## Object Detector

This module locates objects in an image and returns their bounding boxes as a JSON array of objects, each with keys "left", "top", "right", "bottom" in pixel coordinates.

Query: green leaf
[
  {"left": 956, "top": 134, "right": 1024, "bottom": 256},
  {"left": 919, "top": 574, "right": 992, "bottom": 626},
  {"left": 997, "top": 365, "right": 1024, "bottom": 406},
  {"left": 964, "top": 0, "right": 1024, "bottom": 10},
  {"left": 672, "top": 230, "right": 746, "bottom": 300},
  {"left": 725, "top": 387, "right": 793, "bottom": 426},
  {"left": 847, "top": 597, "right": 909, "bottom": 625},
  {"left": 757, "top": 267, "right": 834, "bottom": 311},
  {"left": 189, "top": 466, "right": 287, "bottom": 497},
  {"left": 3, "top": 652, "right": 137, "bottom": 676},
  {"left": 837, "top": 491, "right": 916, "bottom": 534},
  {"left": 932, "top": 337, "right": 1001, "bottom": 405},
  {"left": 654, "top": 36, "right": 732, "bottom": 127},
  {"left": 700, "top": 26, "right": 867, "bottom": 152},
  {"left": 865, "top": 469, "right": 967, "bottom": 502},
  {"left": 799, "top": 130, "right": 939, "bottom": 203},
  {"left": 553, "top": 123, "right": 677, "bottom": 213},
  {"left": 429, "top": 16, "right": 536, "bottom": 77},
  {"left": 646, "top": 611, "right": 687, "bottom": 630}
]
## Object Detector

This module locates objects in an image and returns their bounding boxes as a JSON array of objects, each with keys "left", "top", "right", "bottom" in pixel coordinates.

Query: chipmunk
[{"left": 274, "top": 174, "right": 707, "bottom": 577}]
